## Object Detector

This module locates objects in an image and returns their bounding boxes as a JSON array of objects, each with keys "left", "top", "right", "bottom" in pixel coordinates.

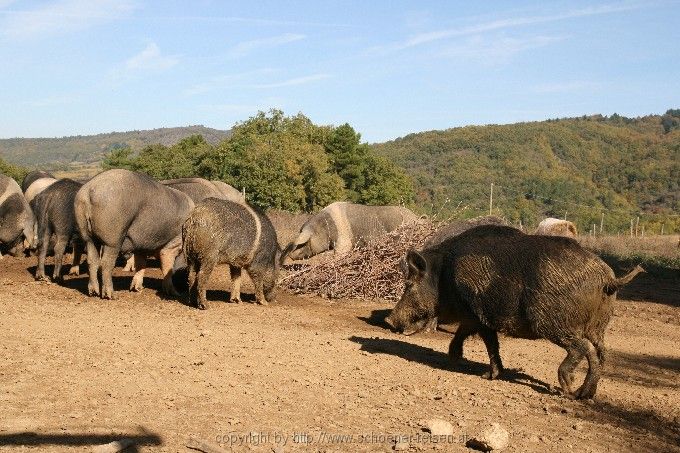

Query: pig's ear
[
  {"left": 294, "top": 228, "right": 312, "bottom": 246},
  {"left": 406, "top": 249, "right": 427, "bottom": 280}
]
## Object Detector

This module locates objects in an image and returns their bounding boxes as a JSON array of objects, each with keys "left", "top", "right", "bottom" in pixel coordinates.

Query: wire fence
[{"left": 444, "top": 182, "right": 679, "bottom": 237}]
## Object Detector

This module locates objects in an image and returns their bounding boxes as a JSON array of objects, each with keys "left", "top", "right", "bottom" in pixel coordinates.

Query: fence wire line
[{"left": 489, "top": 183, "right": 679, "bottom": 218}]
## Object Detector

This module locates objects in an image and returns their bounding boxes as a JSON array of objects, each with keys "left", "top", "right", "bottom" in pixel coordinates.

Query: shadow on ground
[
  {"left": 606, "top": 350, "right": 680, "bottom": 390},
  {"left": 357, "top": 309, "right": 392, "bottom": 329},
  {"left": 574, "top": 399, "right": 680, "bottom": 450},
  {"left": 0, "top": 429, "right": 162, "bottom": 451},
  {"left": 601, "top": 257, "right": 679, "bottom": 307},
  {"left": 348, "top": 335, "right": 554, "bottom": 395}
]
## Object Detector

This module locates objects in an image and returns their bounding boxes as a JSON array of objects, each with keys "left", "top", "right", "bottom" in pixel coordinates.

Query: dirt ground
[{"left": 0, "top": 255, "right": 678, "bottom": 452}]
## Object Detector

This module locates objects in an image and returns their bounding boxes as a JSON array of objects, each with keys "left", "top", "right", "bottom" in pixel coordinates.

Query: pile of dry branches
[
  {"left": 280, "top": 220, "right": 441, "bottom": 301},
  {"left": 280, "top": 215, "right": 509, "bottom": 301}
]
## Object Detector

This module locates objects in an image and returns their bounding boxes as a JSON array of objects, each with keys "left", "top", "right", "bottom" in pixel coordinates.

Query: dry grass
[
  {"left": 579, "top": 234, "right": 679, "bottom": 259},
  {"left": 53, "top": 163, "right": 100, "bottom": 181},
  {"left": 578, "top": 234, "right": 680, "bottom": 278}
]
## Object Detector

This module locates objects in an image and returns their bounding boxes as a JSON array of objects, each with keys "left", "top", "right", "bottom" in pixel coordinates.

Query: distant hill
[
  {"left": 0, "top": 125, "right": 231, "bottom": 168},
  {"left": 2, "top": 112, "right": 679, "bottom": 234},
  {"left": 372, "top": 111, "right": 680, "bottom": 233}
]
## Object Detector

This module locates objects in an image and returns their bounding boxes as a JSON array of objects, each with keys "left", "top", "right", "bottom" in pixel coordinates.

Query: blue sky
[{"left": 0, "top": 0, "right": 678, "bottom": 142}]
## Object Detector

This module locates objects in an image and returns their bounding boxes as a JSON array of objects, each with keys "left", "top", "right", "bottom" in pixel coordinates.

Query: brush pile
[
  {"left": 280, "top": 215, "right": 508, "bottom": 301},
  {"left": 280, "top": 220, "right": 440, "bottom": 301}
]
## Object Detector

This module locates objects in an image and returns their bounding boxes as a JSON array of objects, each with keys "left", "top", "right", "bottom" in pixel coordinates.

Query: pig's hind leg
[
  {"left": 229, "top": 265, "right": 242, "bottom": 303},
  {"left": 478, "top": 325, "right": 504, "bottom": 380}
]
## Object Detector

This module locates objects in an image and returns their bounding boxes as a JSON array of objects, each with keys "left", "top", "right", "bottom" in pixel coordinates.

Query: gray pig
[
  {"left": 21, "top": 170, "right": 54, "bottom": 192},
  {"left": 387, "top": 224, "right": 643, "bottom": 399},
  {"left": 284, "top": 202, "right": 418, "bottom": 260},
  {"left": 183, "top": 197, "right": 280, "bottom": 309},
  {"left": 161, "top": 178, "right": 244, "bottom": 204},
  {"left": 22, "top": 170, "right": 57, "bottom": 205},
  {"left": 0, "top": 173, "right": 35, "bottom": 257},
  {"left": 121, "top": 177, "right": 245, "bottom": 273},
  {"left": 74, "top": 169, "right": 194, "bottom": 299},
  {"left": 31, "top": 178, "right": 84, "bottom": 281}
]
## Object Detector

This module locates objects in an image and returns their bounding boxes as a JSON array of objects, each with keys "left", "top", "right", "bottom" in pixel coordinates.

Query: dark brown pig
[
  {"left": 183, "top": 198, "right": 279, "bottom": 309},
  {"left": 387, "top": 224, "right": 643, "bottom": 399}
]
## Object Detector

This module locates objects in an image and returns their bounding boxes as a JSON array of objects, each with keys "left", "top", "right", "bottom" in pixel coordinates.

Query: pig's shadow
[
  {"left": 172, "top": 268, "right": 259, "bottom": 306},
  {"left": 358, "top": 309, "right": 455, "bottom": 333},
  {"left": 348, "top": 336, "right": 555, "bottom": 395},
  {"left": 357, "top": 309, "right": 392, "bottom": 329}
]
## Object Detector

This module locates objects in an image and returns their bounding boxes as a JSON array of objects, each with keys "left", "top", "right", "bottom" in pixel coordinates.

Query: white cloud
[
  {"left": 403, "top": 3, "right": 644, "bottom": 48},
  {"left": 368, "top": 2, "right": 647, "bottom": 55},
  {"left": 437, "top": 35, "right": 563, "bottom": 63},
  {"left": 228, "top": 33, "right": 306, "bottom": 58},
  {"left": 125, "top": 43, "right": 179, "bottom": 72},
  {"left": 250, "top": 73, "right": 331, "bottom": 89},
  {"left": 0, "top": 0, "right": 136, "bottom": 40},
  {"left": 0, "top": 1, "right": 17, "bottom": 9}
]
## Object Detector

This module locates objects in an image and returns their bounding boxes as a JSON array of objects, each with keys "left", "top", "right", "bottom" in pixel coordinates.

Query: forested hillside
[
  {"left": 2, "top": 110, "right": 678, "bottom": 234},
  {"left": 0, "top": 125, "right": 231, "bottom": 167},
  {"left": 373, "top": 111, "right": 680, "bottom": 234}
]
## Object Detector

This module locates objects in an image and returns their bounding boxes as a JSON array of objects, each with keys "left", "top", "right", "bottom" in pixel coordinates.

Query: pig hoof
[
  {"left": 68, "top": 267, "right": 80, "bottom": 276},
  {"left": 482, "top": 368, "right": 503, "bottom": 380},
  {"left": 35, "top": 275, "right": 49, "bottom": 282},
  {"left": 257, "top": 300, "right": 269, "bottom": 306},
  {"left": 449, "top": 356, "right": 469, "bottom": 371},
  {"left": 229, "top": 297, "right": 242, "bottom": 304},
  {"left": 130, "top": 282, "right": 143, "bottom": 292},
  {"left": 195, "top": 302, "right": 207, "bottom": 310},
  {"left": 574, "top": 385, "right": 596, "bottom": 400}
]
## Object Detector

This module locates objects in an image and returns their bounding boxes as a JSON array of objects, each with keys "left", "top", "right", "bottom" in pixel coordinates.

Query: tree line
[
  {"left": 3, "top": 108, "right": 678, "bottom": 234},
  {"left": 102, "top": 110, "right": 414, "bottom": 212}
]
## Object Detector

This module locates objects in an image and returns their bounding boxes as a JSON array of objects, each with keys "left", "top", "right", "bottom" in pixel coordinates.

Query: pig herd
[{"left": 0, "top": 168, "right": 644, "bottom": 399}]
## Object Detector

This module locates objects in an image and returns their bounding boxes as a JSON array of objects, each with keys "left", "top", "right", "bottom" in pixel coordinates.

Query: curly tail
[{"left": 604, "top": 265, "right": 645, "bottom": 295}]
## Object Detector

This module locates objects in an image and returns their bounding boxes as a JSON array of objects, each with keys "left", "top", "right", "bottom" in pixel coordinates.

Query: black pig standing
[
  {"left": 31, "top": 178, "right": 84, "bottom": 281},
  {"left": 387, "top": 224, "right": 643, "bottom": 399}
]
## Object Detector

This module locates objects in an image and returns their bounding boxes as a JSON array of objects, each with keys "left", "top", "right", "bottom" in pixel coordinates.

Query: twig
[{"left": 186, "top": 436, "right": 229, "bottom": 453}]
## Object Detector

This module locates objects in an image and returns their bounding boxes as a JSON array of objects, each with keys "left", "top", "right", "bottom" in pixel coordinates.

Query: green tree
[
  {"left": 102, "top": 135, "right": 212, "bottom": 179},
  {"left": 102, "top": 146, "right": 135, "bottom": 171},
  {"left": 325, "top": 123, "right": 367, "bottom": 200},
  {"left": 358, "top": 155, "right": 414, "bottom": 205},
  {"left": 325, "top": 123, "right": 413, "bottom": 204},
  {"left": 0, "top": 157, "right": 27, "bottom": 183},
  {"left": 100, "top": 110, "right": 414, "bottom": 213},
  {"left": 214, "top": 112, "right": 345, "bottom": 211}
]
